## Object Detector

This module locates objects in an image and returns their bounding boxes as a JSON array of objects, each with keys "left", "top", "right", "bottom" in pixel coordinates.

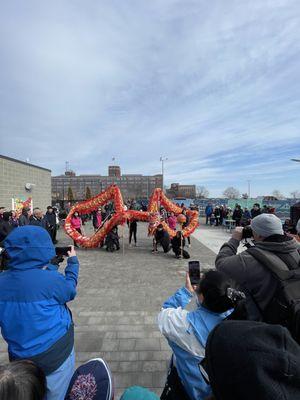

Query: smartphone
[
  {"left": 188, "top": 261, "right": 201, "bottom": 285},
  {"left": 55, "top": 246, "right": 72, "bottom": 257}
]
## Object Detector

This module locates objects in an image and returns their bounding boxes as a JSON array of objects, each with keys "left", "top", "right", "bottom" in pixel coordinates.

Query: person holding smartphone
[
  {"left": 158, "top": 270, "right": 241, "bottom": 400},
  {"left": 0, "top": 226, "right": 79, "bottom": 400}
]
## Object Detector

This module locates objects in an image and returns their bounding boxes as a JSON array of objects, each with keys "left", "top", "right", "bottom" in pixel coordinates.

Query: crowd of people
[
  {"left": 0, "top": 205, "right": 59, "bottom": 244},
  {"left": 204, "top": 202, "right": 281, "bottom": 227},
  {"left": 0, "top": 204, "right": 300, "bottom": 399}
]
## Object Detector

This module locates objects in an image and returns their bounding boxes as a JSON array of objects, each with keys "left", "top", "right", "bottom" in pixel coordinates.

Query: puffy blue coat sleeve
[
  {"left": 162, "top": 287, "right": 193, "bottom": 309},
  {"left": 53, "top": 256, "right": 79, "bottom": 304}
]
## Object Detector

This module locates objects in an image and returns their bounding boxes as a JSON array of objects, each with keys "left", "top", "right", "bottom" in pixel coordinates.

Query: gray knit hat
[{"left": 251, "top": 214, "right": 283, "bottom": 238}]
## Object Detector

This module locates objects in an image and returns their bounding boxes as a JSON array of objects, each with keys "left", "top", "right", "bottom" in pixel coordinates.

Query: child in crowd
[
  {"left": 158, "top": 271, "right": 242, "bottom": 400},
  {"left": 168, "top": 212, "right": 177, "bottom": 231},
  {"left": 92, "top": 207, "right": 102, "bottom": 232},
  {"left": 70, "top": 211, "right": 84, "bottom": 247}
]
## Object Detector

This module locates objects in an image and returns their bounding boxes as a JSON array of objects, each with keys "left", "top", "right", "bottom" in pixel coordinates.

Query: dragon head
[{"left": 148, "top": 212, "right": 162, "bottom": 236}]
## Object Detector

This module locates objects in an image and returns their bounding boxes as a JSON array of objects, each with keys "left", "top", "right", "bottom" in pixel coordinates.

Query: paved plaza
[
  {"left": 194, "top": 217, "right": 245, "bottom": 254},
  {"left": 0, "top": 221, "right": 218, "bottom": 398}
]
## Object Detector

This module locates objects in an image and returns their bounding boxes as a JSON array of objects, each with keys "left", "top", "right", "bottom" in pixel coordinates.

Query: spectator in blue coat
[
  {"left": 158, "top": 271, "right": 242, "bottom": 400},
  {"left": 205, "top": 203, "right": 213, "bottom": 225},
  {"left": 0, "top": 226, "right": 79, "bottom": 400}
]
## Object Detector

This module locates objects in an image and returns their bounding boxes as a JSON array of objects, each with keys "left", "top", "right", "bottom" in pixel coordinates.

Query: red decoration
[{"left": 64, "top": 186, "right": 199, "bottom": 248}]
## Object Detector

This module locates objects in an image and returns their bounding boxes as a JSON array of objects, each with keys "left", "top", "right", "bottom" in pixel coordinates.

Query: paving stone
[
  {"left": 134, "top": 338, "right": 160, "bottom": 351},
  {"left": 119, "top": 339, "right": 136, "bottom": 351},
  {"left": 138, "top": 350, "right": 171, "bottom": 361},
  {"left": 143, "top": 360, "right": 168, "bottom": 372}
]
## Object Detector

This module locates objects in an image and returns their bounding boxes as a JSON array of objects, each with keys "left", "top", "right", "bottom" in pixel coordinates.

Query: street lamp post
[
  {"left": 247, "top": 180, "right": 251, "bottom": 198},
  {"left": 160, "top": 156, "right": 168, "bottom": 191}
]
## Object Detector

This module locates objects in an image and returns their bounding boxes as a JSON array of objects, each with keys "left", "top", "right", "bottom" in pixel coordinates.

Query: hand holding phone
[
  {"left": 67, "top": 245, "right": 76, "bottom": 258},
  {"left": 185, "top": 273, "right": 195, "bottom": 293}
]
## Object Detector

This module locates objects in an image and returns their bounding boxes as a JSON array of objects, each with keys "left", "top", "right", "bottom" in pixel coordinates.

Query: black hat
[{"left": 205, "top": 320, "right": 300, "bottom": 400}]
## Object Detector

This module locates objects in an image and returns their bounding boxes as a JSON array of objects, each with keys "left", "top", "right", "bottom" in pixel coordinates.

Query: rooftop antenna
[
  {"left": 112, "top": 156, "right": 116, "bottom": 163},
  {"left": 65, "top": 161, "right": 69, "bottom": 172}
]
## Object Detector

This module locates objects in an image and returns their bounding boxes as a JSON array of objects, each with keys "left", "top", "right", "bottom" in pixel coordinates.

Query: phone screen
[
  {"left": 188, "top": 261, "right": 200, "bottom": 285},
  {"left": 55, "top": 246, "right": 71, "bottom": 257}
]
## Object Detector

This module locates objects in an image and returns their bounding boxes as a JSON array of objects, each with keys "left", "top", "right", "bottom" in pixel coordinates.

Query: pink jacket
[
  {"left": 168, "top": 215, "right": 177, "bottom": 230},
  {"left": 96, "top": 213, "right": 102, "bottom": 228}
]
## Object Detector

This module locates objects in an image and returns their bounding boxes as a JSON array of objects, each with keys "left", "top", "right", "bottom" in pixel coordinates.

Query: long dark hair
[
  {"left": 0, "top": 361, "right": 46, "bottom": 400},
  {"left": 197, "top": 270, "right": 244, "bottom": 313}
]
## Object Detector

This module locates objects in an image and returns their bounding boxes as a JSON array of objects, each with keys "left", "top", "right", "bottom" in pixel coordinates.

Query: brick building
[
  {"left": 52, "top": 166, "right": 163, "bottom": 206},
  {"left": 0, "top": 155, "right": 51, "bottom": 210},
  {"left": 166, "top": 183, "right": 196, "bottom": 199}
]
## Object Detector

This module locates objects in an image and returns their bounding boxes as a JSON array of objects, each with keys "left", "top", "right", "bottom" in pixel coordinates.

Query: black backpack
[{"left": 246, "top": 246, "right": 300, "bottom": 343}]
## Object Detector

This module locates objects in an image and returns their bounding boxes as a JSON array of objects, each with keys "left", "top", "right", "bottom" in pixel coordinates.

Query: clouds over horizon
[{"left": 0, "top": 0, "right": 300, "bottom": 196}]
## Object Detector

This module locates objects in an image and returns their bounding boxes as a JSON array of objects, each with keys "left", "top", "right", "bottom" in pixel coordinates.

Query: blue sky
[{"left": 0, "top": 0, "right": 300, "bottom": 197}]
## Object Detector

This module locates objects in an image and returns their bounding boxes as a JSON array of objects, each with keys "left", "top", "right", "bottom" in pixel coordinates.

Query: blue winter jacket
[
  {"left": 0, "top": 226, "right": 79, "bottom": 360},
  {"left": 205, "top": 206, "right": 213, "bottom": 216},
  {"left": 158, "top": 287, "right": 231, "bottom": 400}
]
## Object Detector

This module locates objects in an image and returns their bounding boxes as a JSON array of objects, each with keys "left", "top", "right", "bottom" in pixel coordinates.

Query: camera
[{"left": 242, "top": 225, "right": 253, "bottom": 239}]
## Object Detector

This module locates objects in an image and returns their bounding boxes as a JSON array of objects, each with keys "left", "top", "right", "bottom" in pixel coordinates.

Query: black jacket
[
  {"left": 155, "top": 229, "right": 170, "bottom": 243},
  {"left": 232, "top": 209, "right": 242, "bottom": 221},
  {"left": 171, "top": 235, "right": 186, "bottom": 250},
  {"left": 29, "top": 216, "right": 48, "bottom": 230},
  {"left": 205, "top": 320, "right": 300, "bottom": 400},
  {"left": 251, "top": 208, "right": 261, "bottom": 218},
  {"left": 216, "top": 236, "right": 300, "bottom": 319},
  {"left": 44, "top": 212, "right": 56, "bottom": 229},
  {"left": 0, "top": 220, "right": 14, "bottom": 242}
]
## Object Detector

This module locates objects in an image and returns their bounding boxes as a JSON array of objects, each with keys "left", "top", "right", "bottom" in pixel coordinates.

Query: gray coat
[{"left": 215, "top": 237, "right": 300, "bottom": 317}]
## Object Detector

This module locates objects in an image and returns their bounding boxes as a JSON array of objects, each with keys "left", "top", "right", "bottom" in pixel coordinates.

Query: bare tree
[
  {"left": 85, "top": 186, "right": 92, "bottom": 199},
  {"left": 67, "top": 186, "right": 74, "bottom": 201},
  {"left": 223, "top": 187, "right": 240, "bottom": 199},
  {"left": 272, "top": 190, "right": 285, "bottom": 200},
  {"left": 290, "top": 190, "right": 300, "bottom": 199},
  {"left": 196, "top": 186, "right": 209, "bottom": 199}
]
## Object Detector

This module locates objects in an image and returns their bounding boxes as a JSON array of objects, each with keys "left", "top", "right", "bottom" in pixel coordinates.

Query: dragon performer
[{"left": 64, "top": 185, "right": 199, "bottom": 248}]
